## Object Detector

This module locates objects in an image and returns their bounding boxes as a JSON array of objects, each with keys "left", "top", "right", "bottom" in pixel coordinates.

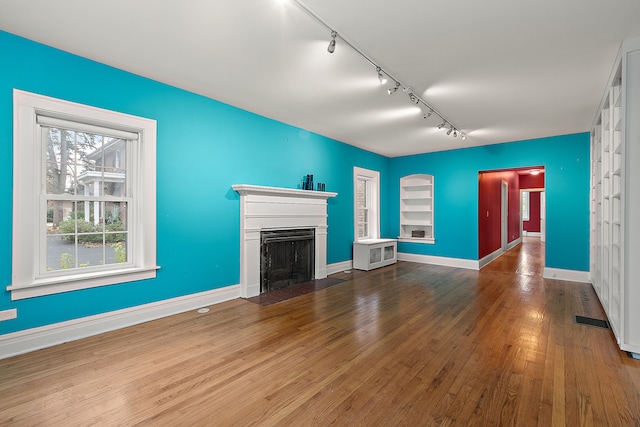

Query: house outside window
[{"left": 9, "top": 90, "right": 157, "bottom": 300}]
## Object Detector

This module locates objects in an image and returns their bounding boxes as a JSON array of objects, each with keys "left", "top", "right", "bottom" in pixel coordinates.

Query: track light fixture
[
  {"left": 327, "top": 31, "right": 336, "bottom": 53},
  {"left": 376, "top": 67, "right": 387, "bottom": 85},
  {"left": 291, "top": 0, "right": 466, "bottom": 141}
]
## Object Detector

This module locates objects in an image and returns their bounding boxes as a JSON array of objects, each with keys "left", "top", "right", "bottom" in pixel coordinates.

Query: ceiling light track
[{"left": 290, "top": 0, "right": 466, "bottom": 141}]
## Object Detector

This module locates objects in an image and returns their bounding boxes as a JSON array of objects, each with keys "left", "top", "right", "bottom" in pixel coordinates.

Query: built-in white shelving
[
  {"left": 590, "top": 36, "right": 640, "bottom": 357},
  {"left": 399, "top": 174, "right": 435, "bottom": 243}
]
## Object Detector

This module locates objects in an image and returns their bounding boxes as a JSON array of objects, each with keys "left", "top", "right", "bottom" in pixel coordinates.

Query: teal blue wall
[
  {"left": 0, "top": 31, "right": 389, "bottom": 334},
  {"left": 0, "top": 30, "right": 590, "bottom": 337},
  {"left": 389, "top": 133, "right": 590, "bottom": 270}
]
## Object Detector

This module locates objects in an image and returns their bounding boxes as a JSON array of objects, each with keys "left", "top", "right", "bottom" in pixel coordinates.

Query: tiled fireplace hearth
[{"left": 232, "top": 184, "right": 337, "bottom": 298}]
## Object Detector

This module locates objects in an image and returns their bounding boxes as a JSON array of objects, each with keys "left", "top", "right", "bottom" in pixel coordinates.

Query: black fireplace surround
[{"left": 260, "top": 228, "right": 315, "bottom": 292}]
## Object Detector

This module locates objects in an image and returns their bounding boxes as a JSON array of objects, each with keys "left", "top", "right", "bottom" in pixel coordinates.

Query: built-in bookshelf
[
  {"left": 399, "top": 174, "right": 435, "bottom": 243},
  {"left": 590, "top": 36, "right": 640, "bottom": 358}
]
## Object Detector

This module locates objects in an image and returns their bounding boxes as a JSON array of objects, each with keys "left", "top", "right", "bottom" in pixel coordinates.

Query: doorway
[
  {"left": 520, "top": 188, "right": 545, "bottom": 242},
  {"left": 478, "top": 166, "right": 546, "bottom": 274},
  {"left": 501, "top": 180, "right": 508, "bottom": 252}
]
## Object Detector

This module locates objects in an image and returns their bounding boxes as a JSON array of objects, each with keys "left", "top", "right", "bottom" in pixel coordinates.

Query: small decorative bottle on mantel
[{"left": 302, "top": 174, "right": 314, "bottom": 190}]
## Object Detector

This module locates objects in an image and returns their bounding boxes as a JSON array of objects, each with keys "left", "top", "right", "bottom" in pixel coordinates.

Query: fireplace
[
  {"left": 261, "top": 228, "right": 315, "bottom": 292},
  {"left": 232, "top": 184, "right": 337, "bottom": 298}
]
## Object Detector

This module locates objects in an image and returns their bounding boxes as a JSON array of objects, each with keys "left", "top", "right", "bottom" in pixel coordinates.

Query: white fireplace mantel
[{"left": 232, "top": 184, "right": 337, "bottom": 297}]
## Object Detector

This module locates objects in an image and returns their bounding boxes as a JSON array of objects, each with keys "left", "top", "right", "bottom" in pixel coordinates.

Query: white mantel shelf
[
  {"left": 232, "top": 184, "right": 337, "bottom": 200},
  {"left": 232, "top": 184, "right": 337, "bottom": 298}
]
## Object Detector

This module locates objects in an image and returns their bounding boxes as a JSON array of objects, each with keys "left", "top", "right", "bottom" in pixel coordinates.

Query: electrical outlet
[{"left": 0, "top": 309, "right": 17, "bottom": 321}]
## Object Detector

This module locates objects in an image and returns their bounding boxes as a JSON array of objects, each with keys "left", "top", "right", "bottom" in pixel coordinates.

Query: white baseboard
[
  {"left": 479, "top": 247, "right": 505, "bottom": 269},
  {"left": 398, "top": 252, "right": 479, "bottom": 270},
  {"left": 543, "top": 268, "right": 590, "bottom": 283},
  {"left": 0, "top": 285, "right": 240, "bottom": 360},
  {"left": 327, "top": 260, "right": 353, "bottom": 275},
  {"left": 507, "top": 237, "right": 522, "bottom": 251}
]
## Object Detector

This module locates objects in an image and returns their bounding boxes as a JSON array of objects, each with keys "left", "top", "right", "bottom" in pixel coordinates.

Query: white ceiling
[{"left": 1, "top": 0, "right": 639, "bottom": 157}]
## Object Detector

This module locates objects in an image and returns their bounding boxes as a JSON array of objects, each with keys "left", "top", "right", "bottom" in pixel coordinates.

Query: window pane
[
  {"left": 356, "top": 178, "right": 367, "bottom": 209},
  {"left": 357, "top": 207, "right": 369, "bottom": 238},
  {"left": 45, "top": 128, "right": 77, "bottom": 195},
  {"left": 45, "top": 126, "right": 128, "bottom": 199},
  {"left": 45, "top": 201, "right": 129, "bottom": 270},
  {"left": 46, "top": 235, "right": 76, "bottom": 271},
  {"left": 522, "top": 191, "right": 530, "bottom": 220}
]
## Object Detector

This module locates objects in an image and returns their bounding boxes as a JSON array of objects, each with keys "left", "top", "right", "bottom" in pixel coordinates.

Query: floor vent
[{"left": 574, "top": 315, "right": 610, "bottom": 329}]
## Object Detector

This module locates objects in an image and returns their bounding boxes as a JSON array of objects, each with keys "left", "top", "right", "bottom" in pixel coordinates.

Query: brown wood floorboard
[{"left": 1, "top": 238, "right": 639, "bottom": 426}]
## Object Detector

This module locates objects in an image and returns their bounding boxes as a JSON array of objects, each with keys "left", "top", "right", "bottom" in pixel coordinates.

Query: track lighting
[
  {"left": 290, "top": 0, "right": 466, "bottom": 142},
  {"left": 376, "top": 67, "right": 387, "bottom": 85},
  {"left": 327, "top": 31, "right": 336, "bottom": 53}
]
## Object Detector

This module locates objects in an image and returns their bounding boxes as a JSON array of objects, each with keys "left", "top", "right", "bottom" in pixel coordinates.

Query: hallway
[{"left": 481, "top": 236, "right": 545, "bottom": 277}]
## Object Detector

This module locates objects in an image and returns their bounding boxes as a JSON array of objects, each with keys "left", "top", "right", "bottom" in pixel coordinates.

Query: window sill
[
  {"left": 397, "top": 237, "right": 436, "bottom": 244},
  {"left": 7, "top": 266, "right": 160, "bottom": 300}
]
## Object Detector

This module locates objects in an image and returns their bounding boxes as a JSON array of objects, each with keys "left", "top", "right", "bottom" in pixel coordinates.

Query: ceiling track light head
[
  {"left": 376, "top": 67, "right": 387, "bottom": 85},
  {"left": 461, "top": 134, "right": 467, "bottom": 141},
  {"left": 447, "top": 128, "right": 452, "bottom": 135},
  {"left": 388, "top": 82, "right": 400, "bottom": 95},
  {"left": 408, "top": 93, "right": 419, "bottom": 104},
  {"left": 453, "top": 130, "right": 458, "bottom": 137},
  {"left": 438, "top": 121, "right": 446, "bottom": 129},
  {"left": 327, "top": 31, "right": 337, "bottom": 53}
]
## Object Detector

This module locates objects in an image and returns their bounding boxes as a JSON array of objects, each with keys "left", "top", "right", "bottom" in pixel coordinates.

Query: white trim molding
[
  {"left": 543, "top": 268, "right": 590, "bottom": 283},
  {"left": 398, "top": 252, "right": 480, "bottom": 270},
  {"left": 479, "top": 247, "right": 505, "bottom": 269},
  {"left": 327, "top": 260, "right": 353, "bottom": 275},
  {"left": 0, "top": 286, "right": 240, "bottom": 360},
  {"left": 507, "top": 237, "right": 522, "bottom": 251}
]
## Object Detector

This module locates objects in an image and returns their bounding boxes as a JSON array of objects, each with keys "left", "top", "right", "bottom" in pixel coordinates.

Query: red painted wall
[
  {"left": 519, "top": 172, "right": 544, "bottom": 189},
  {"left": 478, "top": 170, "right": 521, "bottom": 259}
]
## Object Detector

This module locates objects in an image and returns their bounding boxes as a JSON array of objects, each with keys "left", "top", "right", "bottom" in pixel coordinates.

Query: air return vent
[{"left": 573, "top": 315, "right": 609, "bottom": 329}]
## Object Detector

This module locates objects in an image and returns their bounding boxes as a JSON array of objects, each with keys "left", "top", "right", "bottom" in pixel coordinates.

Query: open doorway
[{"left": 478, "top": 167, "right": 545, "bottom": 275}]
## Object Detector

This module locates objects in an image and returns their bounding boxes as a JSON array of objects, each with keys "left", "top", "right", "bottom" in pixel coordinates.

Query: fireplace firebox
[{"left": 261, "top": 228, "right": 315, "bottom": 292}]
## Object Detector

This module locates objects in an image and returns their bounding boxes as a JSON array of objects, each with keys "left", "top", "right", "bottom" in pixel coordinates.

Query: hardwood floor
[{"left": 2, "top": 238, "right": 639, "bottom": 426}]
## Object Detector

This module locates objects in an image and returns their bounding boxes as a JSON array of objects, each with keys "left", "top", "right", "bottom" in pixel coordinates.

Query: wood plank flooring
[{"left": 1, "top": 237, "right": 639, "bottom": 426}]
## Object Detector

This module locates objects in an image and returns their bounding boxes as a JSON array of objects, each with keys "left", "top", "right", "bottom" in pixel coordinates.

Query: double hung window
[
  {"left": 353, "top": 167, "right": 380, "bottom": 241},
  {"left": 10, "top": 90, "right": 157, "bottom": 300}
]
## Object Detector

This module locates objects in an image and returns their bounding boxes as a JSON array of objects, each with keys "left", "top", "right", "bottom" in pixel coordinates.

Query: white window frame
[
  {"left": 353, "top": 166, "right": 380, "bottom": 242},
  {"left": 9, "top": 90, "right": 157, "bottom": 300}
]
